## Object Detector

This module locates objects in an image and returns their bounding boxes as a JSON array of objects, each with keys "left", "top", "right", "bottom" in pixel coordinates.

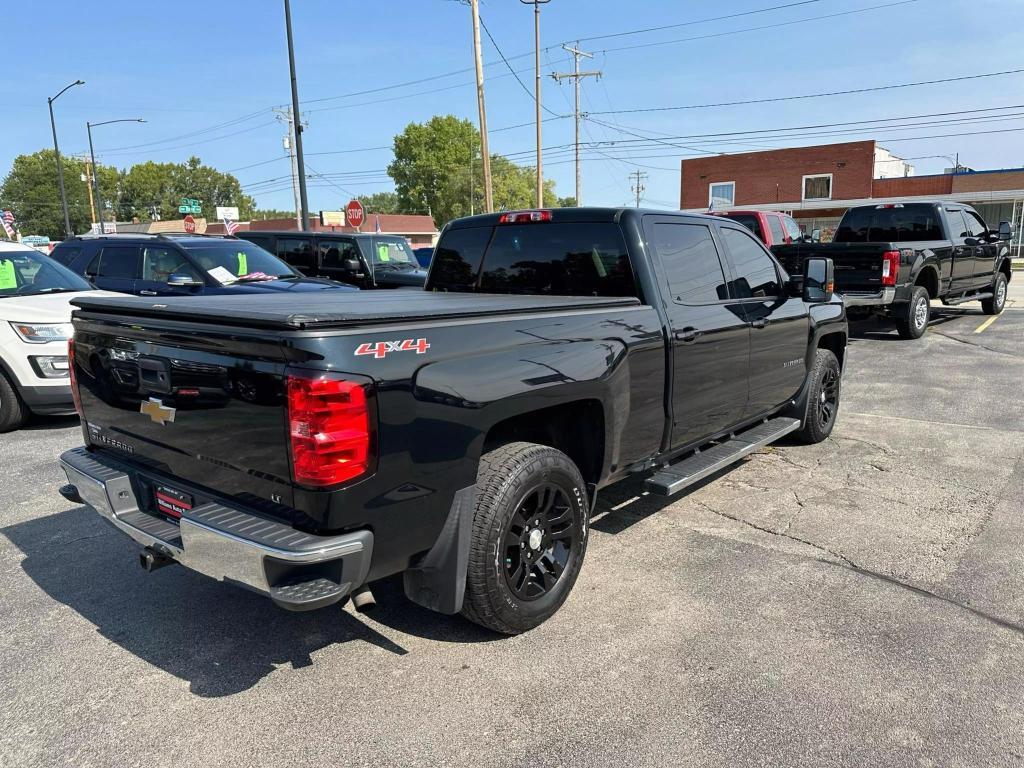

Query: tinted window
[
  {"left": 243, "top": 234, "right": 274, "bottom": 250},
  {"left": 50, "top": 245, "right": 82, "bottom": 267},
  {"left": 722, "top": 214, "right": 762, "bottom": 240},
  {"left": 141, "top": 246, "right": 201, "bottom": 282},
  {"left": 945, "top": 210, "right": 969, "bottom": 239},
  {"left": 429, "top": 227, "right": 492, "bottom": 289},
  {"left": 94, "top": 247, "right": 139, "bottom": 279},
  {"left": 370, "top": 237, "right": 417, "bottom": 266},
  {"left": 184, "top": 242, "right": 295, "bottom": 282},
  {"left": 963, "top": 210, "right": 988, "bottom": 238},
  {"left": 277, "top": 237, "right": 314, "bottom": 270},
  {"left": 652, "top": 223, "right": 728, "bottom": 305},
  {"left": 721, "top": 227, "right": 782, "bottom": 298},
  {"left": 479, "top": 223, "right": 635, "bottom": 297},
  {"left": 835, "top": 205, "right": 945, "bottom": 243},
  {"left": 768, "top": 216, "right": 786, "bottom": 244},
  {"left": 320, "top": 239, "right": 360, "bottom": 268}
]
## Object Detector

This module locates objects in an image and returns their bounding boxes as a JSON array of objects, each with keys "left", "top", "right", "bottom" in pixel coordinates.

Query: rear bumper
[
  {"left": 58, "top": 447, "right": 372, "bottom": 611},
  {"left": 840, "top": 288, "right": 896, "bottom": 307}
]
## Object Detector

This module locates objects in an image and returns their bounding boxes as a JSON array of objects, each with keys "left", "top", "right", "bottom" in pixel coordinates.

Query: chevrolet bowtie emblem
[{"left": 140, "top": 397, "right": 176, "bottom": 426}]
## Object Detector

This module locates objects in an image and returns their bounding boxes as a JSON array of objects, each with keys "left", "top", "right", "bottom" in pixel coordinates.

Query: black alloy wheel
[{"left": 502, "top": 483, "right": 576, "bottom": 600}]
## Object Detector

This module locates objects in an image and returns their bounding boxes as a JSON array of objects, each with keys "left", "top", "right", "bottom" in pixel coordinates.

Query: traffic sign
[
  {"left": 346, "top": 199, "right": 364, "bottom": 229},
  {"left": 183, "top": 215, "right": 196, "bottom": 234}
]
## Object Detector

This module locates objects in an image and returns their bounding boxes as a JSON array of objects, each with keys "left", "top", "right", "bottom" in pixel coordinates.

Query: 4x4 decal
[{"left": 354, "top": 338, "right": 431, "bottom": 359}]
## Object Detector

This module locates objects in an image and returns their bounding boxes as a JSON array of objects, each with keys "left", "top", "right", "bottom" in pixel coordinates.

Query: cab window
[
  {"left": 720, "top": 227, "right": 783, "bottom": 298},
  {"left": 767, "top": 216, "right": 786, "bottom": 244}
]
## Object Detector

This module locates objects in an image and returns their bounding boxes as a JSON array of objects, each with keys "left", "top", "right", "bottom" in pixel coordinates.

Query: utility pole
[
  {"left": 552, "top": 42, "right": 600, "bottom": 206},
  {"left": 469, "top": 0, "right": 493, "bottom": 212},
  {"left": 87, "top": 118, "right": 144, "bottom": 233},
  {"left": 520, "top": 0, "right": 550, "bottom": 207},
  {"left": 630, "top": 170, "right": 647, "bottom": 208},
  {"left": 283, "top": 0, "right": 310, "bottom": 229},
  {"left": 274, "top": 107, "right": 304, "bottom": 228},
  {"left": 83, "top": 158, "right": 98, "bottom": 227}
]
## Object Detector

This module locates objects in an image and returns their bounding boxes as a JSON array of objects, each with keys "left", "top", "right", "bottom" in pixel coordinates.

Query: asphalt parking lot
[{"left": 2, "top": 283, "right": 1022, "bottom": 768}]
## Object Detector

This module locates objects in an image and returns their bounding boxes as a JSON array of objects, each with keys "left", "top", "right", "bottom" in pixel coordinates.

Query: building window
[
  {"left": 802, "top": 174, "right": 833, "bottom": 201},
  {"left": 708, "top": 181, "right": 735, "bottom": 209}
]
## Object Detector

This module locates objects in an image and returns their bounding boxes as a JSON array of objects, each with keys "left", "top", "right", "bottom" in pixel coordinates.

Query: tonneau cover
[{"left": 71, "top": 290, "right": 641, "bottom": 330}]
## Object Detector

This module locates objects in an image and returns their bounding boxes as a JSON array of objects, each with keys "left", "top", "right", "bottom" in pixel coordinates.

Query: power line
[{"left": 587, "top": 68, "right": 1024, "bottom": 116}]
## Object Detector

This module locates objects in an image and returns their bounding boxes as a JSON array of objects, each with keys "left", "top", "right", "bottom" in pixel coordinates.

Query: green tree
[
  {"left": 251, "top": 208, "right": 295, "bottom": 220},
  {"left": 359, "top": 191, "right": 401, "bottom": 215},
  {"left": 0, "top": 149, "right": 117, "bottom": 240},
  {"left": 117, "top": 156, "right": 255, "bottom": 223},
  {"left": 387, "top": 115, "right": 566, "bottom": 226}
]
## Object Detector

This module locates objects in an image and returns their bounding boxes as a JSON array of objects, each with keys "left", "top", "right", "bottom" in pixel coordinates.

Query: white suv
[{"left": 0, "top": 241, "right": 101, "bottom": 431}]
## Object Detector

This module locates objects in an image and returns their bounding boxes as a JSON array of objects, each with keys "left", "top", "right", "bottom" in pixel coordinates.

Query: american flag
[
  {"left": 1, "top": 211, "right": 14, "bottom": 238},
  {"left": 222, "top": 217, "right": 239, "bottom": 235},
  {"left": 2, "top": 210, "right": 14, "bottom": 225}
]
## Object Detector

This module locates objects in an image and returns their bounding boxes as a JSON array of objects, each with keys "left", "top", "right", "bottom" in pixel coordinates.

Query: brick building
[{"left": 680, "top": 140, "right": 1024, "bottom": 254}]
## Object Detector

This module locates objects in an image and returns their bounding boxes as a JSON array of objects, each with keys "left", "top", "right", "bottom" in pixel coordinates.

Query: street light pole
[
  {"left": 48, "top": 79, "right": 85, "bottom": 238},
  {"left": 283, "top": 0, "right": 310, "bottom": 230},
  {"left": 87, "top": 118, "right": 145, "bottom": 232},
  {"left": 520, "top": 0, "right": 549, "bottom": 208}
]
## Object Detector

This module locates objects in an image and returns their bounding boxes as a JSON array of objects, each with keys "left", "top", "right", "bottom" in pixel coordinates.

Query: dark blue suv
[{"left": 50, "top": 234, "right": 359, "bottom": 297}]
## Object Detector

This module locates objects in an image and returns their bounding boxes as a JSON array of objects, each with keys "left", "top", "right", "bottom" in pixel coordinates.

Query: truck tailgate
[
  {"left": 773, "top": 243, "right": 890, "bottom": 293},
  {"left": 70, "top": 312, "right": 298, "bottom": 516}
]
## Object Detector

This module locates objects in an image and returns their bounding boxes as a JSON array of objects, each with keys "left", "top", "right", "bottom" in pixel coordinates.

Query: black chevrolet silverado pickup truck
[
  {"left": 59, "top": 208, "right": 847, "bottom": 634},
  {"left": 773, "top": 202, "right": 1014, "bottom": 339}
]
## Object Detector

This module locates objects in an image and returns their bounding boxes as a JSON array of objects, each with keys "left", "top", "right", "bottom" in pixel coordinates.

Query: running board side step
[
  {"left": 943, "top": 291, "right": 992, "bottom": 306},
  {"left": 645, "top": 417, "right": 801, "bottom": 497}
]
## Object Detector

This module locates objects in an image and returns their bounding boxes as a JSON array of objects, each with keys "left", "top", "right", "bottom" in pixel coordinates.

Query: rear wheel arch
[
  {"left": 482, "top": 399, "right": 606, "bottom": 489},
  {"left": 915, "top": 264, "right": 940, "bottom": 299}
]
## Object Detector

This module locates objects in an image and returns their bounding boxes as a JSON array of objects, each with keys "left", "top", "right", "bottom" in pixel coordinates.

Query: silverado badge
[{"left": 140, "top": 397, "right": 176, "bottom": 426}]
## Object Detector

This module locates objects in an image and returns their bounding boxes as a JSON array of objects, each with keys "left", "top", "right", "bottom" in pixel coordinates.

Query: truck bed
[{"left": 71, "top": 291, "right": 641, "bottom": 330}]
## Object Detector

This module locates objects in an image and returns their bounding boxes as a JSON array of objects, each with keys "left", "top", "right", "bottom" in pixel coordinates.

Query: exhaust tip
[{"left": 351, "top": 584, "right": 376, "bottom": 613}]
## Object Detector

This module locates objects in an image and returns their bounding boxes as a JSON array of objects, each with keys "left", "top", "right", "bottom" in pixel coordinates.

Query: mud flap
[{"left": 403, "top": 485, "right": 475, "bottom": 614}]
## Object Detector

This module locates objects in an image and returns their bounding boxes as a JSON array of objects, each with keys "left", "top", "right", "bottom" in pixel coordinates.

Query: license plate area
[{"left": 153, "top": 484, "right": 193, "bottom": 520}]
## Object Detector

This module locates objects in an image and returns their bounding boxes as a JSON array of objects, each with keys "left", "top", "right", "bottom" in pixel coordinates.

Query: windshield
[
  {"left": 0, "top": 248, "right": 92, "bottom": 297},
  {"left": 183, "top": 242, "right": 297, "bottom": 283},
  {"left": 369, "top": 237, "right": 418, "bottom": 268}
]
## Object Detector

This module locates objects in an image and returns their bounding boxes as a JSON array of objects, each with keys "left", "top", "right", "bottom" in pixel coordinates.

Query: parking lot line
[{"left": 974, "top": 315, "right": 1001, "bottom": 334}]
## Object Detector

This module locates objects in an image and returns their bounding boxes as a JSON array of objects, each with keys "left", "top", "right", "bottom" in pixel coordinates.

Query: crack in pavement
[
  {"left": 928, "top": 328, "right": 1022, "bottom": 359},
  {"left": 690, "top": 501, "right": 1024, "bottom": 639}
]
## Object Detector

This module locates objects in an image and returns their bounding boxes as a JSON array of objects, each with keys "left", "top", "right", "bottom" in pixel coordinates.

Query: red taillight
[
  {"left": 68, "top": 339, "right": 82, "bottom": 416},
  {"left": 498, "top": 210, "right": 552, "bottom": 224},
  {"left": 881, "top": 250, "right": 900, "bottom": 287},
  {"left": 286, "top": 371, "right": 372, "bottom": 487}
]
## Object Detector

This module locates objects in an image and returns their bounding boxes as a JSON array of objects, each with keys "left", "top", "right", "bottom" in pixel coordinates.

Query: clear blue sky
[{"left": 3, "top": 0, "right": 1023, "bottom": 215}]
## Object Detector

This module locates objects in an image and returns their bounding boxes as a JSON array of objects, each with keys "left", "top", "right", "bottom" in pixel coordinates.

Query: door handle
[
  {"left": 139, "top": 290, "right": 158, "bottom": 296},
  {"left": 750, "top": 318, "right": 767, "bottom": 329},
  {"left": 674, "top": 327, "right": 701, "bottom": 343}
]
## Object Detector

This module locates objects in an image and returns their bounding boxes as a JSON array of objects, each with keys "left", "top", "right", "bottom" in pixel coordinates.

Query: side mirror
[
  {"left": 167, "top": 273, "right": 203, "bottom": 288},
  {"left": 342, "top": 258, "right": 362, "bottom": 272},
  {"left": 803, "top": 257, "right": 834, "bottom": 303},
  {"left": 998, "top": 221, "right": 1013, "bottom": 241},
  {"left": 810, "top": 229, "right": 822, "bottom": 243}
]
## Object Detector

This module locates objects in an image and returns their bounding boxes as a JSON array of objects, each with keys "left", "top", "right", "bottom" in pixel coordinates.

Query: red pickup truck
[{"left": 711, "top": 210, "right": 805, "bottom": 248}]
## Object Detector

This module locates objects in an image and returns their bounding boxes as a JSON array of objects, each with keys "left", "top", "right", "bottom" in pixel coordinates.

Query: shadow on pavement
[
  {"left": 3, "top": 506, "right": 488, "bottom": 698},
  {"left": 24, "top": 414, "right": 81, "bottom": 431}
]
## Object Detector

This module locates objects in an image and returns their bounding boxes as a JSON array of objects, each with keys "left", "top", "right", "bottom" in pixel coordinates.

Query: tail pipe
[{"left": 351, "top": 584, "right": 376, "bottom": 613}]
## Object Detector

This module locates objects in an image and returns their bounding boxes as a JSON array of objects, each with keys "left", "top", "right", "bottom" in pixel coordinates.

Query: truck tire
[
  {"left": 0, "top": 371, "right": 28, "bottom": 433},
  {"left": 461, "top": 441, "right": 589, "bottom": 635},
  {"left": 895, "top": 286, "right": 930, "bottom": 339},
  {"left": 793, "top": 348, "right": 841, "bottom": 445},
  {"left": 981, "top": 272, "right": 1008, "bottom": 315}
]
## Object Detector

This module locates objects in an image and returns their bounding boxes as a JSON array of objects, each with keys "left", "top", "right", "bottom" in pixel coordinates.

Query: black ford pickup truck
[
  {"left": 773, "top": 202, "right": 1014, "bottom": 339},
  {"left": 59, "top": 208, "right": 847, "bottom": 634}
]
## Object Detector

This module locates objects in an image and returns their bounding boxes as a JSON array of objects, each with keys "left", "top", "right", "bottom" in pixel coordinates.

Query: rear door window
[
  {"left": 651, "top": 223, "right": 728, "bottom": 304},
  {"left": 277, "top": 237, "right": 314, "bottom": 271},
  {"left": 92, "top": 246, "right": 140, "bottom": 278},
  {"left": 720, "top": 227, "right": 783, "bottom": 298}
]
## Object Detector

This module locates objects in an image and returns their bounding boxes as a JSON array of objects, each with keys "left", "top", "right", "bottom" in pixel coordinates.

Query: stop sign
[
  {"left": 346, "top": 199, "right": 364, "bottom": 229},
  {"left": 183, "top": 214, "right": 196, "bottom": 234}
]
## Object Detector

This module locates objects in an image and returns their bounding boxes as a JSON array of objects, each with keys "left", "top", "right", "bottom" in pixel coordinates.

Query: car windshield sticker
[
  {"left": 377, "top": 244, "right": 390, "bottom": 262},
  {"left": 0, "top": 259, "right": 15, "bottom": 290},
  {"left": 207, "top": 265, "right": 236, "bottom": 284},
  {"left": 237, "top": 252, "right": 248, "bottom": 276}
]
